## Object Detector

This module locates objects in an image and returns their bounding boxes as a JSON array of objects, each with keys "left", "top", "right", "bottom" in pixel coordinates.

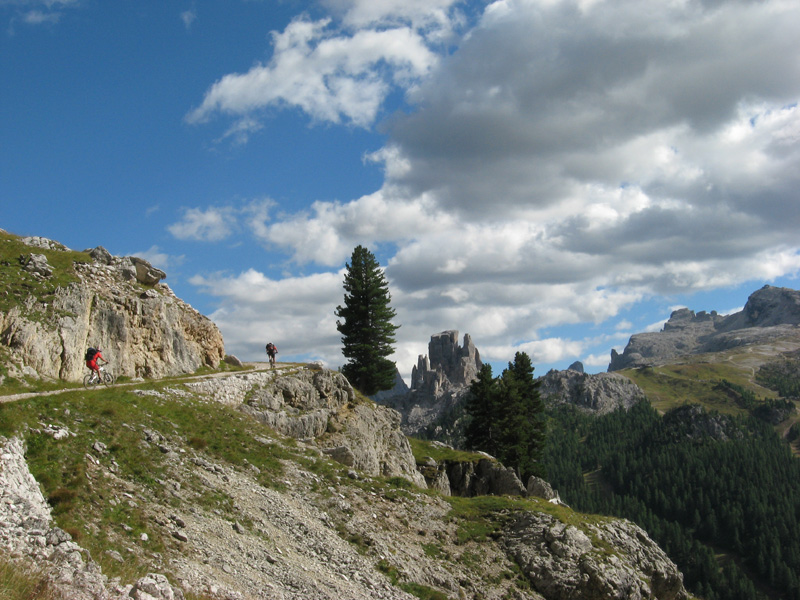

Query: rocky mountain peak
[
  {"left": 411, "top": 330, "right": 482, "bottom": 395},
  {"left": 723, "top": 284, "right": 800, "bottom": 329},
  {"left": 609, "top": 285, "right": 800, "bottom": 371}
]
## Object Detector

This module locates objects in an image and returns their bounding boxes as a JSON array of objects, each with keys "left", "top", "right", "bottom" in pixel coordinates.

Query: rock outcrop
[
  {"left": 0, "top": 235, "right": 224, "bottom": 382},
  {"left": 416, "top": 452, "right": 527, "bottom": 497},
  {"left": 377, "top": 330, "right": 483, "bottom": 439},
  {"left": 411, "top": 330, "right": 482, "bottom": 394},
  {"left": 539, "top": 369, "right": 646, "bottom": 414},
  {"left": 609, "top": 285, "right": 800, "bottom": 371},
  {"left": 504, "top": 512, "right": 687, "bottom": 600},
  {"left": 192, "top": 367, "right": 426, "bottom": 487}
]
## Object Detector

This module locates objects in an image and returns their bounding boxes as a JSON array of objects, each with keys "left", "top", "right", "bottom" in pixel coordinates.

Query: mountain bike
[{"left": 84, "top": 365, "right": 114, "bottom": 388}]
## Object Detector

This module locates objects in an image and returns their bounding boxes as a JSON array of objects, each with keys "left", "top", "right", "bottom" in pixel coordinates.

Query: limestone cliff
[
  {"left": 0, "top": 232, "right": 224, "bottom": 382},
  {"left": 377, "top": 330, "right": 483, "bottom": 441},
  {"left": 539, "top": 366, "right": 646, "bottom": 414},
  {"left": 609, "top": 285, "right": 800, "bottom": 371}
]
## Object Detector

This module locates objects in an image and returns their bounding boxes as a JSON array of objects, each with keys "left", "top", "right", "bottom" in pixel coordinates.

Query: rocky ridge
[
  {"left": 377, "top": 331, "right": 483, "bottom": 439},
  {"left": 0, "top": 233, "right": 225, "bottom": 383},
  {"left": 609, "top": 285, "right": 800, "bottom": 371},
  {"left": 538, "top": 363, "right": 647, "bottom": 415},
  {"left": 0, "top": 366, "right": 689, "bottom": 600}
]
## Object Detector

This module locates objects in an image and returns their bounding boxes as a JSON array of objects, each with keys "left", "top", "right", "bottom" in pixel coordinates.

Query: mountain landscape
[{"left": 2, "top": 228, "right": 800, "bottom": 600}]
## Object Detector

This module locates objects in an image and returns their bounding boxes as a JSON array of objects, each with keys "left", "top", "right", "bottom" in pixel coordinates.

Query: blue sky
[{"left": 2, "top": 0, "right": 799, "bottom": 382}]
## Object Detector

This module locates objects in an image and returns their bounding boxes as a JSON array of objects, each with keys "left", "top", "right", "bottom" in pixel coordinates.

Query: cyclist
[
  {"left": 85, "top": 347, "right": 109, "bottom": 383},
  {"left": 266, "top": 342, "right": 278, "bottom": 368}
]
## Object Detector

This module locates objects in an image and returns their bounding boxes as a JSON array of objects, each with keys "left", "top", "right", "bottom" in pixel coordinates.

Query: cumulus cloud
[
  {"left": 168, "top": 206, "right": 238, "bottom": 242},
  {"left": 190, "top": 268, "right": 345, "bottom": 366},
  {"left": 186, "top": 16, "right": 438, "bottom": 129},
  {"left": 260, "top": 190, "right": 452, "bottom": 266},
  {"left": 186, "top": 0, "right": 800, "bottom": 374},
  {"left": 130, "top": 246, "right": 185, "bottom": 271}
]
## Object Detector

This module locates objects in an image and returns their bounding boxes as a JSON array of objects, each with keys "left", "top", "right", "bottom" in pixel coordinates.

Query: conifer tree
[
  {"left": 497, "top": 352, "right": 546, "bottom": 480},
  {"left": 464, "top": 364, "right": 499, "bottom": 456},
  {"left": 335, "top": 245, "right": 400, "bottom": 395},
  {"left": 464, "top": 351, "right": 546, "bottom": 481}
]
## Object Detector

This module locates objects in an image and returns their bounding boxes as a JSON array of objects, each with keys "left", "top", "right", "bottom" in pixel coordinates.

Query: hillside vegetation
[{"left": 0, "top": 366, "right": 691, "bottom": 600}]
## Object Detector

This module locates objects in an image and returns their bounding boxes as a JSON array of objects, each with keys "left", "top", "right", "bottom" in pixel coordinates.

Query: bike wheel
[
  {"left": 83, "top": 374, "right": 94, "bottom": 388},
  {"left": 102, "top": 371, "right": 114, "bottom": 386}
]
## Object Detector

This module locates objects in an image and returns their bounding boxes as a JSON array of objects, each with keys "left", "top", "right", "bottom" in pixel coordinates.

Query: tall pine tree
[
  {"left": 335, "top": 245, "right": 400, "bottom": 395},
  {"left": 464, "top": 352, "right": 546, "bottom": 481},
  {"left": 464, "top": 364, "right": 499, "bottom": 456},
  {"left": 498, "top": 352, "right": 546, "bottom": 480}
]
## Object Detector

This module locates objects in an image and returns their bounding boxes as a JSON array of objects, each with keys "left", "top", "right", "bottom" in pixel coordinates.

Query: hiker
[
  {"left": 85, "top": 346, "right": 108, "bottom": 382},
  {"left": 266, "top": 342, "right": 278, "bottom": 368}
]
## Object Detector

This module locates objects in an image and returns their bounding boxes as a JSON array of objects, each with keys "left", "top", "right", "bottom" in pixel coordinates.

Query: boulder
[
  {"left": 224, "top": 354, "right": 244, "bottom": 367},
  {"left": 130, "top": 257, "right": 167, "bottom": 285},
  {"left": 527, "top": 476, "right": 561, "bottom": 502},
  {"left": 504, "top": 512, "right": 687, "bottom": 600},
  {"left": 19, "top": 253, "right": 53, "bottom": 277},
  {"left": 85, "top": 246, "right": 113, "bottom": 265}
]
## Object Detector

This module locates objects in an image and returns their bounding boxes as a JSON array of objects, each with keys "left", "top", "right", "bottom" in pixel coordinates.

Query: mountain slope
[{"left": 0, "top": 367, "right": 690, "bottom": 600}]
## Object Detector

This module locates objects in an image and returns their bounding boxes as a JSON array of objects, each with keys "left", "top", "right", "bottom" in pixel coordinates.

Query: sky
[{"left": 2, "top": 0, "right": 799, "bottom": 383}]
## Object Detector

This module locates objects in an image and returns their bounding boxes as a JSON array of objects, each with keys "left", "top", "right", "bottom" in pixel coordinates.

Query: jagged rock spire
[{"left": 411, "top": 330, "right": 483, "bottom": 394}]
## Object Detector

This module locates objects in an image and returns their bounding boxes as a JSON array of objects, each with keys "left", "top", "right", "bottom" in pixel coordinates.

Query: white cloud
[
  {"left": 186, "top": 0, "right": 800, "bottom": 376},
  {"left": 260, "top": 190, "right": 452, "bottom": 266},
  {"left": 168, "top": 206, "right": 237, "bottom": 242},
  {"left": 21, "top": 9, "right": 57, "bottom": 23},
  {"left": 190, "top": 268, "right": 345, "bottom": 366},
  {"left": 186, "top": 17, "right": 438, "bottom": 129},
  {"left": 168, "top": 199, "right": 277, "bottom": 246},
  {"left": 180, "top": 8, "right": 196, "bottom": 30},
  {"left": 2, "top": 0, "right": 80, "bottom": 29}
]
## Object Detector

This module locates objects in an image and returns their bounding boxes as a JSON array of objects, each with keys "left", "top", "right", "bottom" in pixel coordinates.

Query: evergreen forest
[{"left": 544, "top": 400, "right": 800, "bottom": 600}]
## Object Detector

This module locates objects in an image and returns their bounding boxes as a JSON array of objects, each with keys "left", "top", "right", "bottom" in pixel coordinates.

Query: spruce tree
[
  {"left": 497, "top": 352, "right": 546, "bottom": 480},
  {"left": 463, "top": 351, "right": 546, "bottom": 481},
  {"left": 464, "top": 364, "right": 499, "bottom": 456},
  {"left": 335, "top": 245, "right": 400, "bottom": 395}
]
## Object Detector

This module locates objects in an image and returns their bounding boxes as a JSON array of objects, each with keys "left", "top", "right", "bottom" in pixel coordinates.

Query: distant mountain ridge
[{"left": 609, "top": 285, "right": 800, "bottom": 371}]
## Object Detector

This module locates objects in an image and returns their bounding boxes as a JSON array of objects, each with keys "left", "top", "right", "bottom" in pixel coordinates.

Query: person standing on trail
[
  {"left": 85, "top": 346, "right": 108, "bottom": 382},
  {"left": 266, "top": 342, "right": 277, "bottom": 368}
]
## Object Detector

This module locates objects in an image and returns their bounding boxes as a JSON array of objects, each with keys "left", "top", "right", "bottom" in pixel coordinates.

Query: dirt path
[{"left": 0, "top": 362, "right": 297, "bottom": 405}]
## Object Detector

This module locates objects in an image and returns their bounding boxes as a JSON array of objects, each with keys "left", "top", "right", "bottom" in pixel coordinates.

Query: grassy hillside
[
  {"left": 0, "top": 366, "right": 700, "bottom": 600},
  {"left": 619, "top": 351, "right": 783, "bottom": 414},
  {"left": 0, "top": 373, "right": 582, "bottom": 600},
  {"left": 0, "top": 230, "right": 90, "bottom": 315}
]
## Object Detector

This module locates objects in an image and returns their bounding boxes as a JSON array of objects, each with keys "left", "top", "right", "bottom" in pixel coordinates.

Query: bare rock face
[
  {"left": 379, "top": 330, "right": 483, "bottom": 439},
  {"left": 230, "top": 368, "right": 426, "bottom": 487},
  {"left": 609, "top": 285, "right": 800, "bottom": 371},
  {"left": 0, "top": 237, "right": 224, "bottom": 381},
  {"left": 504, "top": 512, "right": 688, "bottom": 600},
  {"left": 539, "top": 369, "right": 646, "bottom": 414},
  {"left": 411, "top": 330, "right": 482, "bottom": 394},
  {"left": 445, "top": 458, "right": 526, "bottom": 497}
]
